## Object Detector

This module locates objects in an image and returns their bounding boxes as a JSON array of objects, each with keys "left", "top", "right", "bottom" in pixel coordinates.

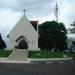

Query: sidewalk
[{"left": 0, "top": 58, "right": 30, "bottom": 63}]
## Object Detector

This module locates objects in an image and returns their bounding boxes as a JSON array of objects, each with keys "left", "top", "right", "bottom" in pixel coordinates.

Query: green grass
[
  {"left": 28, "top": 51, "right": 75, "bottom": 58},
  {"left": 0, "top": 50, "right": 12, "bottom": 57}
]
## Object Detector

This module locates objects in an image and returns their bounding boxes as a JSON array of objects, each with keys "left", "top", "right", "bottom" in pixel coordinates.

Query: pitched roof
[
  {"left": 30, "top": 21, "right": 38, "bottom": 31},
  {"left": 30, "top": 21, "right": 38, "bottom": 26},
  {"left": 8, "top": 15, "right": 38, "bottom": 37}
]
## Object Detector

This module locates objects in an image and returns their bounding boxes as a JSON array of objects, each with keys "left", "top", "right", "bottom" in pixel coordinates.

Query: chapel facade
[{"left": 7, "top": 15, "right": 38, "bottom": 50}]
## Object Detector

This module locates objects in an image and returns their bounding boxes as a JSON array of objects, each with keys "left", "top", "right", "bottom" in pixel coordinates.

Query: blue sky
[{"left": 0, "top": 0, "right": 75, "bottom": 40}]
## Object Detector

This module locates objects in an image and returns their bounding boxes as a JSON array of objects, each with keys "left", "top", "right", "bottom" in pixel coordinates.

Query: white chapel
[{"left": 7, "top": 14, "right": 38, "bottom": 50}]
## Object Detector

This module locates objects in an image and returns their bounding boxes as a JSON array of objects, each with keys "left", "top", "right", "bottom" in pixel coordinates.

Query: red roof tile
[{"left": 30, "top": 21, "right": 38, "bottom": 26}]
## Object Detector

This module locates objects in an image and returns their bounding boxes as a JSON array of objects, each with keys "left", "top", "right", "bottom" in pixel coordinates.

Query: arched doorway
[
  {"left": 16, "top": 36, "right": 29, "bottom": 49},
  {"left": 18, "top": 39, "right": 28, "bottom": 49}
]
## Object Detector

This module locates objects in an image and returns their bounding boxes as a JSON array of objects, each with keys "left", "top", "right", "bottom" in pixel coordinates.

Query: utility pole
[{"left": 54, "top": 2, "right": 58, "bottom": 22}]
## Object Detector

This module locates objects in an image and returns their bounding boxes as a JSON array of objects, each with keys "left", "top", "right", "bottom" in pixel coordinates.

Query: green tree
[
  {"left": 39, "top": 21, "right": 67, "bottom": 52},
  {"left": 0, "top": 34, "right": 6, "bottom": 49}
]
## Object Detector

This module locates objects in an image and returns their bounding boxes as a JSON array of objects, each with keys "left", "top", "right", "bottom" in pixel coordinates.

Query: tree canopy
[
  {"left": 39, "top": 21, "right": 67, "bottom": 52},
  {"left": 0, "top": 34, "right": 6, "bottom": 49}
]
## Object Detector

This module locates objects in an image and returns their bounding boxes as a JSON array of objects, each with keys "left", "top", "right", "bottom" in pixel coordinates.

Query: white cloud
[
  {"left": 0, "top": 0, "right": 75, "bottom": 39},
  {"left": 0, "top": 9, "right": 22, "bottom": 39},
  {"left": 0, "top": 0, "right": 17, "bottom": 10}
]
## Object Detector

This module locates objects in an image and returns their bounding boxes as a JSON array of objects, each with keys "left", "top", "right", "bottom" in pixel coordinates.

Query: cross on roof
[{"left": 23, "top": 9, "right": 27, "bottom": 15}]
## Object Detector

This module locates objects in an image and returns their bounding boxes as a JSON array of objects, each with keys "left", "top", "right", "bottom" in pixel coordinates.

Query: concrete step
[{"left": 8, "top": 49, "right": 28, "bottom": 61}]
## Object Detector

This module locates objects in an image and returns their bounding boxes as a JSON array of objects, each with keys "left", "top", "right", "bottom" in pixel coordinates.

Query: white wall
[{"left": 8, "top": 15, "right": 38, "bottom": 50}]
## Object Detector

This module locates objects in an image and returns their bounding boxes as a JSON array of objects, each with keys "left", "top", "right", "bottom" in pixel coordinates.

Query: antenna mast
[{"left": 54, "top": 2, "right": 58, "bottom": 22}]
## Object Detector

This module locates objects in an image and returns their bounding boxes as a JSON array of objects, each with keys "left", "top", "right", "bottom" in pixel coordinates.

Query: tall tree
[
  {"left": 0, "top": 34, "right": 6, "bottom": 49},
  {"left": 39, "top": 21, "right": 67, "bottom": 51}
]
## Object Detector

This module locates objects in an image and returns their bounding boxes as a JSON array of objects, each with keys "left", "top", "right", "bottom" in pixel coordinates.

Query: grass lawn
[
  {"left": 28, "top": 51, "right": 75, "bottom": 58},
  {"left": 0, "top": 50, "right": 12, "bottom": 57}
]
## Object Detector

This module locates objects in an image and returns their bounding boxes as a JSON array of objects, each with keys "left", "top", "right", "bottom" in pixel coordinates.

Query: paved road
[{"left": 0, "top": 62, "right": 75, "bottom": 75}]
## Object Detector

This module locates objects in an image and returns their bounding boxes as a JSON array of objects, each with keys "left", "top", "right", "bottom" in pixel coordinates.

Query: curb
[
  {"left": 28, "top": 57, "right": 72, "bottom": 62},
  {"left": 0, "top": 60, "right": 30, "bottom": 64},
  {"left": 30, "top": 60, "right": 75, "bottom": 64},
  {"left": 0, "top": 57, "right": 73, "bottom": 64}
]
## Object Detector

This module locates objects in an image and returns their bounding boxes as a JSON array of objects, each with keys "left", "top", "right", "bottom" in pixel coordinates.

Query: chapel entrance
[
  {"left": 18, "top": 39, "right": 28, "bottom": 49},
  {"left": 16, "top": 36, "right": 29, "bottom": 49}
]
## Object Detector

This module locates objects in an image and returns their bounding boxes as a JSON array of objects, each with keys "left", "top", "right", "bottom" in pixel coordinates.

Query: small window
[
  {"left": 32, "top": 40, "right": 35, "bottom": 45},
  {"left": 32, "top": 40, "right": 33, "bottom": 45},
  {"left": 34, "top": 40, "right": 35, "bottom": 45}
]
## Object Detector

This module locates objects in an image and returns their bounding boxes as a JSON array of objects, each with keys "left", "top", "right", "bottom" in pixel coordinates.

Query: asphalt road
[{"left": 0, "top": 62, "right": 75, "bottom": 75}]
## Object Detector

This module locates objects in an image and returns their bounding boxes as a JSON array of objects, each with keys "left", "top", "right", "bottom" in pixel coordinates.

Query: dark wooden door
[{"left": 18, "top": 39, "right": 28, "bottom": 49}]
